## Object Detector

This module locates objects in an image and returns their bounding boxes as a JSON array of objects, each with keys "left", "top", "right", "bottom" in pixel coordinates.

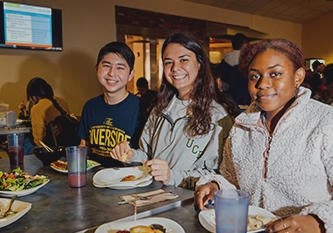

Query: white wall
[{"left": 303, "top": 10, "right": 333, "bottom": 64}]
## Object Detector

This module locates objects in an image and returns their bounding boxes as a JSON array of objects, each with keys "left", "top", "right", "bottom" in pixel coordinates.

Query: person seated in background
[
  {"left": 133, "top": 77, "right": 158, "bottom": 147},
  {"left": 321, "top": 63, "right": 333, "bottom": 105},
  {"left": 195, "top": 39, "right": 333, "bottom": 233},
  {"left": 216, "top": 33, "right": 251, "bottom": 106},
  {"left": 136, "top": 77, "right": 158, "bottom": 114},
  {"left": 302, "top": 61, "right": 314, "bottom": 90},
  {"left": 211, "top": 64, "right": 241, "bottom": 118},
  {"left": 24, "top": 77, "right": 72, "bottom": 150},
  {"left": 78, "top": 41, "right": 140, "bottom": 167},
  {"left": 309, "top": 60, "right": 326, "bottom": 99},
  {"left": 110, "top": 32, "right": 235, "bottom": 190},
  {"left": 136, "top": 77, "right": 157, "bottom": 97}
]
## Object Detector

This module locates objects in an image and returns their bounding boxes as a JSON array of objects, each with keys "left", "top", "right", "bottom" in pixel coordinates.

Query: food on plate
[
  {"left": 0, "top": 168, "right": 48, "bottom": 191},
  {"left": 110, "top": 224, "right": 166, "bottom": 233},
  {"left": 116, "top": 166, "right": 152, "bottom": 182},
  {"left": 129, "top": 225, "right": 155, "bottom": 233},
  {"left": 0, "top": 204, "right": 17, "bottom": 218},
  {"left": 137, "top": 166, "right": 152, "bottom": 180},
  {"left": 120, "top": 175, "right": 136, "bottom": 182},
  {"left": 51, "top": 159, "right": 100, "bottom": 171},
  {"left": 51, "top": 160, "right": 67, "bottom": 170},
  {"left": 87, "top": 160, "right": 99, "bottom": 168},
  {"left": 0, "top": 209, "right": 16, "bottom": 218},
  {"left": 138, "top": 166, "right": 152, "bottom": 175},
  {"left": 149, "top": 224, "right": 166, "bottom": 233},
  {"left": 199, "top": 206, "right": 276, "bottom": 233},
  {"left": 247, "top": 214, "right": 273, "bottom": 231}
]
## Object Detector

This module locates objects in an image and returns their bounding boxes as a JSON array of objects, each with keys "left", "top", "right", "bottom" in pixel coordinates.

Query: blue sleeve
[{"left": 78, "top": 103, "right": 90, "bottom": 141}]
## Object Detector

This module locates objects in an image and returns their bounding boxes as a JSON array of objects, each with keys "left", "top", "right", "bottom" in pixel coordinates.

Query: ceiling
[{"left": 185, "top": 0, "right": 333, "bottom": 24}]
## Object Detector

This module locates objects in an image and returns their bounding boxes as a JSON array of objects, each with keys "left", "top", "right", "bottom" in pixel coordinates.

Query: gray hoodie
[{"left": 130, "top": 95, "right": 233, "bottom": 186}]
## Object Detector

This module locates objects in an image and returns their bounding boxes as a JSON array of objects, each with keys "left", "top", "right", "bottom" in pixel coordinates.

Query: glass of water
[{"left": 214, "top": 189, "right": 249, "bottom": 233}]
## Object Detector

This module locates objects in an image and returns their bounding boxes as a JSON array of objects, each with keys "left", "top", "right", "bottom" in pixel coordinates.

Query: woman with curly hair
[
  {"left": 110, "top": 32, "right": 234, "bottom": 188},
  {"left": 195, "top": 39, "right": 333, "bottom": 232}
]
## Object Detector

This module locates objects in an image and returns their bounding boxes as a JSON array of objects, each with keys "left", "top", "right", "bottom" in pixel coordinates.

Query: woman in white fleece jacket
[{"left": 195, "top": 39, "right": 333, "bottom": 233}]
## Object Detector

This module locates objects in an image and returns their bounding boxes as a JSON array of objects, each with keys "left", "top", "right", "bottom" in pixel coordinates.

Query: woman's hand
[
  {"left": 145, "top": 159, "right": 170, "bottom": 185},
  {"left": 194, "top": 182, "right": 219, "bottom": 212},
  {"left": 266, "top": 214, "right": 322, "bottom": 233},
  {"left": 110, "top": 141, "right": 133, "bottom": 162}
]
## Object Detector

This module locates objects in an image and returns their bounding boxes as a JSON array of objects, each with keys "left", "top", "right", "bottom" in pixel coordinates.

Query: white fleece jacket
[{"left": 199, "top": 87, "right": 333, "bottom": 232}]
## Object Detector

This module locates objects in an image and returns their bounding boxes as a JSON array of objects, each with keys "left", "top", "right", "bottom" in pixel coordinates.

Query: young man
[{"left": 79, "top": 41, "right": 140, "bottom": 167}]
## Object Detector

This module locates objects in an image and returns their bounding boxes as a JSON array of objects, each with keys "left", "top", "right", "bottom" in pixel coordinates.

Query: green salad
[
  {"left": 0, "top": 168, "right": 48, "bottom": 191},
  {"left": 87, "top": 160, "right": 99, "bottom": 168}
]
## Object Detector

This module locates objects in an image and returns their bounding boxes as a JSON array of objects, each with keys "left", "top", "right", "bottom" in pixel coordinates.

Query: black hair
[
  {"left": 26, "top": 77, "right": 54, "bottom": 100},
  {"left": 96, "top": 41, "right": 135, "bottom": 71},
  {"left": 136, "top": 77, "right": 148, "bottom": 89},
  {"left": 312, "top": 60, "right": 323, "bottom": 71},
  {"left": 323, "top": 63, "right": 333, "bottom": 84},
  {"left": 232, "top": 33, "right": 248, "bottom": 50}
]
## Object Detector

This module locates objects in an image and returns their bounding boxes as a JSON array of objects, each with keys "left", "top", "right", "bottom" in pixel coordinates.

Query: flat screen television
[{"left": 0, "top": 1, "right": 62, "bottom": 51}]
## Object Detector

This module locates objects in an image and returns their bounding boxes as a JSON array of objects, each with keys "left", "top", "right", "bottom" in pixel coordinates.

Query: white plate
[
  {"left": 93, "top": 167, "right": 152, "bottom": 189},
  {"left": 50, "top": 160, "right": 101, "bottom": 173},
  {"left": 0, "top": 179, "right": 50, "bottom": 197},
  {"left": 95, "top": 217, "right": 185, "bottom": 233},
  {"left": 0, "top": 198, "right": 31, "bottom": 228},
  {"left": 0, "top": 198, "right": 32, "bottom": 228},
  {"left": 199, "top": 205, "right": 277, "bottom": 233},
  {"left": 93, "top": 178, "right": 153, "bottom": 190}
]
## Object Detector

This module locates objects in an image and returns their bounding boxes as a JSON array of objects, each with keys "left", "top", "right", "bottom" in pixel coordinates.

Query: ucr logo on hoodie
[{"left": 186, "top": 139, "right": 203, "bottom": 157}]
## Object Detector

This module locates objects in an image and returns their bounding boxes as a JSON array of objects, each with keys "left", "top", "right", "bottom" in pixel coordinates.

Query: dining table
[
  {"left": 0, "top": 127, "right": 31, "bottom": 136},
  {"left": 0, "top": 154, "right": 209, "bottom": 233}
]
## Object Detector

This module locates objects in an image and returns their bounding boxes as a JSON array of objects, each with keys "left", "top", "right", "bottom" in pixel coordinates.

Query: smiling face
[
  {"left": 162, "top": 43, "right": 200, "bottom": 100},
  {"left": 96, "top": 52, "right": 134, "bottom": 97},
  {"left": 248, "top": 48, "right": 304, "bottom": 119}
]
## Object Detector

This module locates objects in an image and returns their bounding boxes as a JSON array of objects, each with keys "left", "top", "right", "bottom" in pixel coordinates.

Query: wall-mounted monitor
[{"left": 0, "top": 1, "right": 62, "bottom": 51}]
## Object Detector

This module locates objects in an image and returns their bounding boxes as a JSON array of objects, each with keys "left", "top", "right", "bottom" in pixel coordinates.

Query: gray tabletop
[
  {"left": 0, "top": 127, "right": 31, "bottom": 135},
  {"left": 0, "top": 155, "right": 209, "bottom": 233}
]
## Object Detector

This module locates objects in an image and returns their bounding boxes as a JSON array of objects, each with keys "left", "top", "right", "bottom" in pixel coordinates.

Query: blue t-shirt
[{"left": 79, "top": 93, "right": 140, "bottom": 167}]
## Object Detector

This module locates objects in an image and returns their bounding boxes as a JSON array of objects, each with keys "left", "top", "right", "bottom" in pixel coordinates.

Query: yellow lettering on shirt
[
  {"left": 105, "top": 129, "right": 111, "bottom": 146},
  {"left": 89, "top": 126, "right": 131, "bottom": 155},
  {"left": 99, "top": 128, "right": 105, "bottom": 146}
]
